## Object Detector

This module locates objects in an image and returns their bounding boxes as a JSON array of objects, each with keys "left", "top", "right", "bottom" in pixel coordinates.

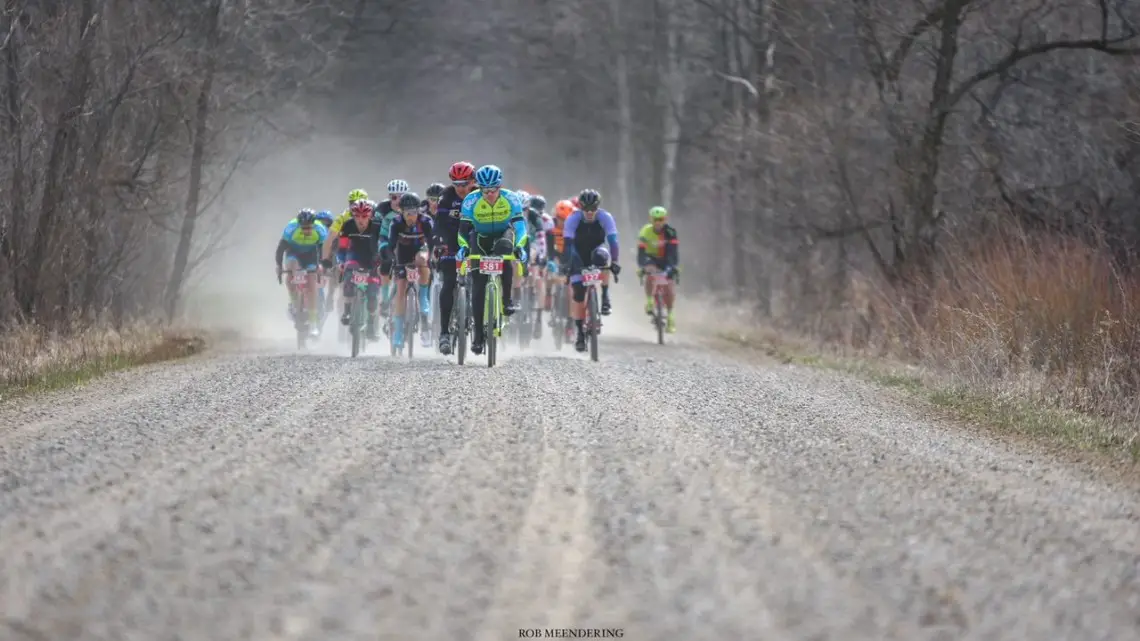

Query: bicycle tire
[
  {"left": 655, "top": 293, "right": 665, "bottom": 345},
  {"left": 350, "top": 290, "right": 363, "bottom": 358},
  {"left": 587, "top": 287, "right": 600, "bottom": 362},
  {"left": 456, "top": 283, "right": 468, "bottom": 365},
  {"left": 406, "top": 284, "right": 417, "bottom": 360},
  {"left": 486, "top": 277, "right": 498, "bottom": 368}
]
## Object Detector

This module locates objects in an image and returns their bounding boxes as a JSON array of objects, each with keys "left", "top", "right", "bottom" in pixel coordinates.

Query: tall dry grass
[
  {"left": 0, "top": 321, "right": 206, "bottom": 397},
  {"left": 868, "top": 227, "right": 1140, "bottom": 430}
]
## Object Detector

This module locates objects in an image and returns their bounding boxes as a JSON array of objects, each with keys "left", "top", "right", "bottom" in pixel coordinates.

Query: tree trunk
[
  {"left": 609, "top": 0, "right": 634, "bottom": 231},
  {"left": 165, "top": 0, "right": 224, "bottom": 321},
  {"left": 23, "top": 0, "right": 98, "bottom": 323},
  {"left": 659, "top": 0, "right": 686, "bottom": 212}
]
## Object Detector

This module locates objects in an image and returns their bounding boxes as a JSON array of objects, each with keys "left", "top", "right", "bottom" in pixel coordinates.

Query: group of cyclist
[{"left": 273, "top": 160, "right": 682, "bottom": 355}]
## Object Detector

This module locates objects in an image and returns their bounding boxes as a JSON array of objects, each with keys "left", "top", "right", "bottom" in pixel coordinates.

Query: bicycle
[
  {"left": 641, "top": 268, "right": 672, "bottom": 345},
  {"left": 429, "top": 261, "right": 443, "bottom": 354},
  {"left": 579, "top": 264, "right": 618, "bottom": 362},
  {"left": 343, "top": 263, "right": 379, "bottom": 358},
  {"left": 465, "top": 252, "right": 516, "bottom": 368},
  {"left": 398, "top": 262, "right": 426, "bottom": 359},
  {"left": 514, "top": 264, "right": 534, "bottom": 350},
  {"left": 546, "top": 273, "right": 569, "bottom": 351},
  {"left": 285, "top": 266, "right": 319, "bottom": 350}
]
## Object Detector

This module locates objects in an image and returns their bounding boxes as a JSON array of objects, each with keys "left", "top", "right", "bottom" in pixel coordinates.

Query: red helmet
[
  {"left": 350, "top": 200, "right": 374, "bottom": 216},
  {"left": 449, "top": 161, "right": 475, "bottom": 182}
]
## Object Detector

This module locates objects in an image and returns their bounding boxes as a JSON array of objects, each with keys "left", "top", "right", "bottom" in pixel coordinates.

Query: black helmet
[
  {"left": 527, "top": 194, "right": 547, "bottom": 211},
  {"left": 578, "top": 189, "right": 600, "bottom": 211},
  {"left": 297, "top": 208, "right": 316, "bottom": 225},
  {"left": 426, "top": 183, "right": 445, "bottom": 199},
  {"left": 398, "top": 192, "right": 422, "bottom": 213}
]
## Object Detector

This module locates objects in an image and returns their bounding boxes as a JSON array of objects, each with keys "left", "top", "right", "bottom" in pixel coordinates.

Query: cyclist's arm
[
  {"left": 665, "top": 227, "right": 679, "bottom": 268},
  {"left": 423, "top": 217, "right": 435, "bottom": 253},
  {"left": 275, "top": 239, "right": 289, "bottom": 270}
]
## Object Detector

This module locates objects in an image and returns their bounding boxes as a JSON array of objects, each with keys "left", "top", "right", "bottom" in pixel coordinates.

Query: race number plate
[
  {"left": 291, "top": 271, "right": 308, "bottom": 285},
  {"left": 581, "top": 269, "right": 602, "bottom": 283},
  {"left": 479, "top": 257, "right": 504, "bottom": 275},
  {"left": 406, "top": 267, "right": 420, "bottom": 284},
  {"left": 351, "top": 271, "right": 369, "bottom": 285}
]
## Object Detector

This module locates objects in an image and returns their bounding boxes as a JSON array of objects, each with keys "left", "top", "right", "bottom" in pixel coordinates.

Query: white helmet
[{"left": 387, "top": 179, "right": 409, "bottom": 194}]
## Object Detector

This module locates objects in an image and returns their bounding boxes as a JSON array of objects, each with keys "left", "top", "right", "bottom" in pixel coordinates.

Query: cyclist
[
  {"left": 524, "top": 194, "right": 551, "bottom": 338},
  {"left": 456, "top": 164, "right": 528, "bottom": 356},
  {"left": 385, "top": 192, "right": 435, "bottom": 350},
  {"left": 377, "top": 180, "right": 409, "bottom": 316},
  {"left": 324, "top": 189, "right": 369, "bottom": 262},
  {"left": 425, "top": 183, "right": 445, "bottom": 216},
  {"left": 562, "top": 189, "right": 621, "bottom": 352},
  {"left": 543, "top": 199, "right": 574, "bottom": 339},
  {"left": 275, "top": 208, "right": 328, "bottom": 337},
  {"left": 637, "top": 206, "right": 680, "bottom": 333},
  {"left": 325, "top": 199, "right": 383, "bottom": 340},
  {"left": 433, "top": 161, "right": 478, "bottom": 354}
]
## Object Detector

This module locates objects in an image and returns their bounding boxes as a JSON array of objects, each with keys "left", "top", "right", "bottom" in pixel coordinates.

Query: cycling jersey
[
  {"left": 433, "top": 185, "right": 464, "bottom": 253},
  {"left": 458, "top": 189, "right": 527, "bottom": 254},
  {"left": 386, "top": 213, "right": 434, "bottom": 257},
  {"left": 329, "top": 209, "right": 353, "bottom": 235},
  {"left": 563, "top": 209, "right": 619, "bottom": 265},
  {"left": 637, "top": 223, "right": 678, "bottom": 268},
  {"left": 276, "top": 219, "right": 328, "bottom": 269},
  {"left": 337, "top": 216, "right": 383, "bottom": 267}
]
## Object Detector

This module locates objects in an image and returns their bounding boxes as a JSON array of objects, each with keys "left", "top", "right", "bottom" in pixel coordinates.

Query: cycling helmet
[
  {"left": 449, "top": 161, "right": 475, "bottom": 182},
  {"left": 517, "top": 190, "right": 531, "bottom": 204},
  {"left": 349, "top": 200, "right": 374, "bottom": 216},
  {"left": 578, "top": 189, "right": 601, "bottom": 211},
  {"left": 527, "top": 194, "right": 547, "bottom": 211},
  {"left": 555, "top": 199, "right": 574, "bottom": 220},
  {"left": 475, "top": 164, "right": 503, "bottom": 188},
  {"left": 426, "top": 183, "right": 445, "bottom": 199},
  {"left": 348, "top": 189, "right": 368, "bottom": 204},
  {"left": 398, "top": 192, "right": 422, "bottom": 213},
  {"left": 297, "top": 208, "right": 317, "bottom": 225},
  {"left": 315, "top": 210, "right": 334, "bottom": 226},
  {"left": 387, "top": 179, "right": 409, "bottom": 195}
]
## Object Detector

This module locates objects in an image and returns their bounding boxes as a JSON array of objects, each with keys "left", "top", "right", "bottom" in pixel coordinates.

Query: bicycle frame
[{"left": 466, "top": 252, "right": 516, "bottom": 367}]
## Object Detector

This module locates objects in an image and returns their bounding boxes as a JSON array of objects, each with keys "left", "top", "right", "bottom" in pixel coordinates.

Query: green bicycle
[{"left": 465, "top": 252, "right": 517, "bottom": 368}]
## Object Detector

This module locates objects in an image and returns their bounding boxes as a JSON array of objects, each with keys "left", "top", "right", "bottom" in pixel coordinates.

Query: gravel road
[{"left": 1, "top": 308, "right": 1138, "bottom": 641}]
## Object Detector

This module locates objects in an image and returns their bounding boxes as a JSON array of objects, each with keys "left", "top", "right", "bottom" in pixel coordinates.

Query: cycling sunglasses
[{"left": 452, "top": 180, "right": 472, "bottom": 187}]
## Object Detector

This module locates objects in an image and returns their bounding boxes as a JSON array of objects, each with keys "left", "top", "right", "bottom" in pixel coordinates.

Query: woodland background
[{"left": 3, "top": 0, "right": 1140, "bottom": 426}]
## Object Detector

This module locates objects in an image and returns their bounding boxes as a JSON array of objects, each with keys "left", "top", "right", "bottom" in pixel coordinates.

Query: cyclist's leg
[
  {"left": 284, "top": 256, "right": 305, "bottom": 319},
  {"left": 393, "top": 261, "right": 409, "bottom": 345},
  {"left": 340, "top": 259, "right": 358, "bottom": 324},
  {"left": 470, "top": 270, "right": 488, "bottom": 350},
  {"left": 591, "top": 246, "right": 613, "bottom": 314},
  {"left": 416, "top": 249, "right": 431, "bottom": 317},
  {"left": 437, "top": 258, "right": 457, "bottom": 336}
]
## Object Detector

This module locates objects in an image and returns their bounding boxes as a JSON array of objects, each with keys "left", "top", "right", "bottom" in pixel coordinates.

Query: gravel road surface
[{"left": 1, "top": 310, "right": 1138, "bottom": 641}]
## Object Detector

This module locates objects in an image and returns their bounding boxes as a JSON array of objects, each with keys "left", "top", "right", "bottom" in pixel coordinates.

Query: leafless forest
[{"left": 3, "top": 0, "right": 1140, "bottom": 420}]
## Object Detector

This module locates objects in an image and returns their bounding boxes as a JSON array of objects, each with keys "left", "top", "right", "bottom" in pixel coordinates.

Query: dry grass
[
  {"left": 710, "top": 225, "right": 1140, "bottom": 461},
  {"left": 0, "top": 321, "right": 207, "bottom": 400}
]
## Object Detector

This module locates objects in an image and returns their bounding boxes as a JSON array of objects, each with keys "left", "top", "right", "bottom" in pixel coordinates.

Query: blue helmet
[
  {"left": 475, "top": 164, "right": 503, "bottom": 188},
  {"left": 315, "top": 210, "right": 334, "bottom": 226},
  {"left": 297, "top": 208, "right": 316, "bottom": 225}
]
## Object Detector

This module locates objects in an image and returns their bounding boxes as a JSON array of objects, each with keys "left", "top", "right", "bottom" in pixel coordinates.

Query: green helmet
[
  {"left": 649, "top": 206, "right": 668, "bottom": 220},
  {"left": 348, "top": 188, "right": 368, "bottom": 205}
]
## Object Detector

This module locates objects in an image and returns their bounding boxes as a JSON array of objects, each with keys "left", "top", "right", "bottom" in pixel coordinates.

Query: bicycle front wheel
[
  {"left": 486, "top": 278, "right": 499, "bottom": 368},
  {"left": 587, "top": 287, "right": 600, "bottom": 362},
  {"left": 406, "top": 285, "right": 418, "bottom": 360}
]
